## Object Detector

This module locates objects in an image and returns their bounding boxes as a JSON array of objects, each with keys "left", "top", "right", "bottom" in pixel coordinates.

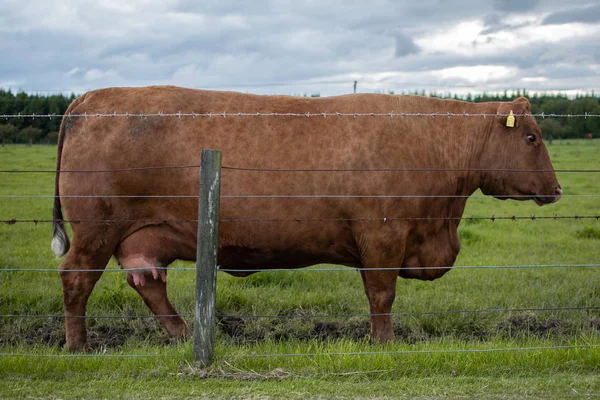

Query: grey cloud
[
  {"left": 480, "top": 13, "right": 508, "bottom": 35},
  {"left": 538, "top": 64, "right": 597, "bottom": 80},
  {"left": 0, "top": 31, "right": 89, "bottom": 79},
  {"left": 173, "top": 0, "right": 247, "bottom": 14},
  {"left": 492, "top": 0, "right": 539, "bottom": 13},
  {"left": 479, "top": 13, "right": 535, "bottom": 35},
  {"left": 542, "top": 4, "right": 600, "bottom": 25},
  {"left": 0, "top": 0, "right": 598, "bottom": 96},
  {"left": 384, "top": 44, "right": 548, "bottom": 74},
  {"left": 395, "top": 32, "right": 421, "bottom": 57}
]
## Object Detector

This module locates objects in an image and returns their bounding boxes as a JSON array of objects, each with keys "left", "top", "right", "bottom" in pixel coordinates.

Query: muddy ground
[{"left": 1, "top": 311, "right": 597, "bottom": 349}]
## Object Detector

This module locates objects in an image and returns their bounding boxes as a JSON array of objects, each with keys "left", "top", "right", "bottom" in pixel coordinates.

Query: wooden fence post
[{"left": 194, "top": 149, "right": 222, "bottom": 366}]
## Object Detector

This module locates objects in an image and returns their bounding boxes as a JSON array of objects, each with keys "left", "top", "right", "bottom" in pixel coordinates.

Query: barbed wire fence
[
  {"left": 0, "top": 112, "right": 599, "bottom": 362},
  {"left": 2, "top": 111, "right": 600, "bottom": 119}
]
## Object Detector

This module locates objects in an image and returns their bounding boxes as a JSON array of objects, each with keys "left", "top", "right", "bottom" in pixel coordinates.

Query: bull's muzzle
[{"left": 535, "top": 185, "right": 562, "bottom": 205}]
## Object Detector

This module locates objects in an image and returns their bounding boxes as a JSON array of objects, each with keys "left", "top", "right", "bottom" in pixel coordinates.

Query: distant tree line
[
  {"left": 0, "top": 88, "right": 598, "bottom": 145},
  {"left": 0, "top": 89, "right": 75, "bottom": 146}
]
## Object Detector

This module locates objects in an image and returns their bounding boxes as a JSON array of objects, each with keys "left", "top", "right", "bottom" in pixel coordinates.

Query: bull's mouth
[
  {"left": 493, "top": 193, "right": 560, "bottom": 204},
  {"left": 533, "top": 190, "right": 562, "bottom": 206},
  {"left": 534, "top": 195, "right": 557, "bottom": 206},
  {"left": 496, "top": 191, "right": 562, "bottom": 205},
  {"left": 501, "top": 184, "right": 562, "bottom": 206}
]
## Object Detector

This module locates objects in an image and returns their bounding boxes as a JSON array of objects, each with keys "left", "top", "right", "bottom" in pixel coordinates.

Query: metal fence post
[{"left": 194, "top": 149, "right": 222, "bottom": 366}]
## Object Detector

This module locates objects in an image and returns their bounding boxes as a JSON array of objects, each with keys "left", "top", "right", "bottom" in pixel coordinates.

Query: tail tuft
[{"left": 52, "top": 221, "right": 70, "bottom": 258}]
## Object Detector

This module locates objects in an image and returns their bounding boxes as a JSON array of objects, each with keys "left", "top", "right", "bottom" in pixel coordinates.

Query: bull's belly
[{"left": 217, "top": 244, "right": 360, "bottom": 277}]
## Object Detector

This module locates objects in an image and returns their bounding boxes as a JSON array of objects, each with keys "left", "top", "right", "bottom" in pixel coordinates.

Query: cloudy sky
[{"left": 1, "top": 0, "right": 599, "bottom": 97}]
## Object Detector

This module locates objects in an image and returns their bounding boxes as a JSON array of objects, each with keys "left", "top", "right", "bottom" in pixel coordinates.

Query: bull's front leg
[
  {"left": 354, "top": 224, "right": 407, "bottom": 342},
  {"left": 359, "top": 268, "right": 399, "bottom": 342}
]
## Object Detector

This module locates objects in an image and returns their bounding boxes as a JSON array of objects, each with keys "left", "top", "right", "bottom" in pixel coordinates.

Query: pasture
[{"left": 1, "top": 141, "right": 599, "bottom": 398}]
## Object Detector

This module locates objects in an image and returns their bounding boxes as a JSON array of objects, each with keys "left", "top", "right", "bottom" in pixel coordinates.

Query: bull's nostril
[{"left": 555, "top": 187, "right": 563, "bottom": 199}]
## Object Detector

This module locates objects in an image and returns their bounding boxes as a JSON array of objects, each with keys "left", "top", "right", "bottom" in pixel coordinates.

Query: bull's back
[
  {"left": 63, "top": 86, "right": 392, "bottom": 168},
  {"left": 62, "top": 86, "right": 483, "bottom": 170},
  {"left": 59, "top": 87, "right": 401, "bottom": 209},
  {"left": 59, "top": 87, "right": 490, "bottom": 236}
]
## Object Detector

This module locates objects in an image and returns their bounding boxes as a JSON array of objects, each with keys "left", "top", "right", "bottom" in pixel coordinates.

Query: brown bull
[{"left": 52, "top": 86, "right": 562, "bottom": 350}]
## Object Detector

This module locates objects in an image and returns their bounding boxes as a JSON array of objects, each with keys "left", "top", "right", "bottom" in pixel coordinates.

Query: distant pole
[
  {"left": 194, "top": 149, "right": 222, "bottom": 366},
  {"left": 353, "top": 80, "right": 357, "bottom": 94}
]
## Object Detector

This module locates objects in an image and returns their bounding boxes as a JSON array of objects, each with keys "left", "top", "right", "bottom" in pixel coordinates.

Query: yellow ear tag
[{"left": 506, "top": 110, "right": 515, "bottom": 128}]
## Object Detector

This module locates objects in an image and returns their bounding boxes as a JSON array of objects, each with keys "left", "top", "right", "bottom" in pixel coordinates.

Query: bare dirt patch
[{"left": 1, "top": 311, "right": 594, "bottom": 349}]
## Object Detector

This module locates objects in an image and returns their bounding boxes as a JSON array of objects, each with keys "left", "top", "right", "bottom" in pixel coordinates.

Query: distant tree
[
  {"left": 46, "top": 131, "right": 59, "bottom": 144},
  {"left": 0, "top": 123, "right": 17, "bottom": 146},
  {"left": 540, "top": 98, "right": 571, "bottom": 115},
  {"left": 19, "top": 127, "right": 42, "bottom": 146},
  {"left": 538, "top": 119, "right": 567, "bottom": 141}
]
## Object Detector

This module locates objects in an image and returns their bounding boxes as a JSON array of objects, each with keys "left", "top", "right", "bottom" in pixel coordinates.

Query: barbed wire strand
[
  {"left": 2, "top": 112, "right": 600, "bottom": 119},
  {"left": 0, "top": 353, "right": 169, "bottom": 358},
  {"left": 0, "top": 313, "right": 193, "bottom": 319},
  {"left": 0, "top": 194, "right": 595, "bottom": 199},
  {"left": 1, "top": 166, "right": 599, "bottom": 173},
  {"left": 220, "top": 166, "right": 600, "bottom": 173},
  {"left": 2, "top": 263, "right": 599, "bottom": 273},
  {"left": 221, "top": 306, "right": 600, "bottom": 320},
  {"left": 0, "top": 344, "right": 596, "bottom": 359},
  {"left": 220, "top": 215, "right": 600, "bottom": 223},
  {"left": 0, "top": 165, "right": 199, "bottom": 173},
  {"left": 2, "top": 305, "right": 599, "bottom": 320},
  {"left": 234, "top": 344, "right": 599, "bottom": 359},
  {"left": 220, "top": 263, "right": 600, "bottom": 272},
  {"left": 2, "top": 215, "right": 600, "bottom": 226}
]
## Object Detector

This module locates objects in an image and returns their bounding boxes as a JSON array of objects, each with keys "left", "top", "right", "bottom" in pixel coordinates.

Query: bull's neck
[{"left": 435, "top": 109, "right": 491, "bottom": 202}]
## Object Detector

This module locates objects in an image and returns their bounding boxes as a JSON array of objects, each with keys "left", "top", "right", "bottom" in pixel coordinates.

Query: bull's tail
[
  {"left": 51, "top": 205, "right": 69, "bottom": 258},
  {"left": 51, "top": 98, "right": 78, "bottom": 258}
]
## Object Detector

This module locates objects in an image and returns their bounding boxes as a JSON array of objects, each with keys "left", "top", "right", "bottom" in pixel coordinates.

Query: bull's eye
[{"left": 526, "top": 134, "right": 536, "bottom": 143}]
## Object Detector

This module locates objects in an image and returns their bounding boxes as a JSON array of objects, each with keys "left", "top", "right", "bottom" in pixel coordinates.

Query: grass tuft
[{"left": 576, "top": 226, "right": 600, "bottom": 240}]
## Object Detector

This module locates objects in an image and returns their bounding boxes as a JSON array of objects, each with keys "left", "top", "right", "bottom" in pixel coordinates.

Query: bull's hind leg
[
  {"left": 115, "top": 229, "right": 191, "bottom": 341},
  {"left": 59, "top": 235, "right": 117, "bottom": 351}
]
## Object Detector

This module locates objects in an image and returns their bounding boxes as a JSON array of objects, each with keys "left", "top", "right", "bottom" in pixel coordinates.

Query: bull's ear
[
  {"left": 499, "top": 97, "right": 531, "bottom": 128},
  {"left": 513, "top": 96, "right": 531, "bottom": 113}
]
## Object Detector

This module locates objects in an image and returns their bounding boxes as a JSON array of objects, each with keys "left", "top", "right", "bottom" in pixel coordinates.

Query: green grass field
[{"left": 1, "top": 141, "right": 599, "bottom": 398}]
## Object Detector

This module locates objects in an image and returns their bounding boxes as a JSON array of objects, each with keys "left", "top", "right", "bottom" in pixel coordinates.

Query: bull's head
[{"left": 480, "top": 97, "right": 562, "bottom": 205}]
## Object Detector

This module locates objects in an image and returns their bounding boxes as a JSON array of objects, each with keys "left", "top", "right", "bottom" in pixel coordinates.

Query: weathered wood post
[{"left": 194, "top": 149, "right": 222, "bottom": 366}]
